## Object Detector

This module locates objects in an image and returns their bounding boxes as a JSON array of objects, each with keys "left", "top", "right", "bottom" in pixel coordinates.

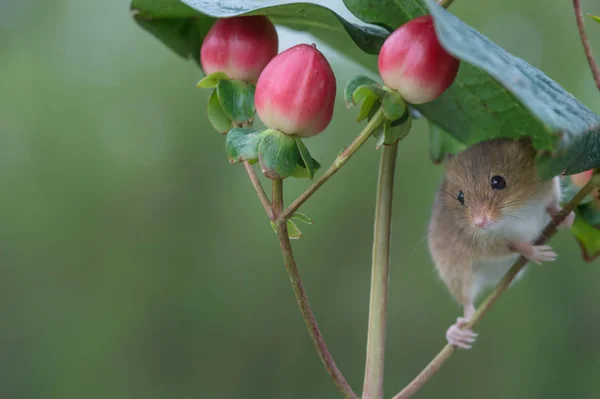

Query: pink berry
[
  {"left": 571, "top": 169, "right": 599, "bottom": 199},
  {"left": 571, "top": 169, "right": 594, "bottom": 188},
  {"left": 200, "top": 16, "right": 278, "bottom": 83},
  {"left": 254, "top": 44, "right": 336, "bottom": 138},
  {"left": 378, "top": 15, "right": 459, "bottom": 104}
]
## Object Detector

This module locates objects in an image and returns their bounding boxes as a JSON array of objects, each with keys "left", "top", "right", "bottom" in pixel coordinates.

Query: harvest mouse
[{"left": 427, "top": 138, "right": 575, "bottom": 349}]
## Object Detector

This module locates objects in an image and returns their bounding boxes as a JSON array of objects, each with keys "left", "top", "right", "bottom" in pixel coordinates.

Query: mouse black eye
[
  {"left": 457, "top": 190, "right": 464, "bottom": 205},
  {"left": 491, "top": 175, "right": 506, "bottom": 190}
]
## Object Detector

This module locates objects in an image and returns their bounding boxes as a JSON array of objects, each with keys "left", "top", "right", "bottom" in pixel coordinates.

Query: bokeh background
[{"left": 1, "top": 0, "right": 600, "bottom": 398}]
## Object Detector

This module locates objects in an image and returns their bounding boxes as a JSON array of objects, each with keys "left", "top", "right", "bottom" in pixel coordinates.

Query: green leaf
[
  {"left": 344, "top": 75, "right": 381, "bottom": 107},
  {"left": 131, "top": 0, "right": 387, "bottom": 74},
  {"left": 270, "top": 220, "right": 303, "bottom": 239},
  {"left": 225, "top": 128, "right": 265, "bottom": 163},
  {"left": 382, "top": 91, "right": 407, "bottom": 121},
  {"left": 258, "top": 130, "right": 300, "bottom": 179},
  {"left": 291, "top": 213, "right": 314, "bottom": 225},
  {"left": 207, "top": 90, "right": 233, "bottom": 134},
  {"left": 422, "top": 0, "right": 600, "bottom": 177},
  {"left": 197, "top": 71, "right": 229, "bottom": 89},
  {"left": 344, "top": 0, "right": 600, "bottom": 178},
  {"left": 428, "top": 121, "right": 466, "bottom": 164},
  {"left": 286, "top": 220, "right": 302, "bottom": 239},
  {"left": 589, "top": 14, "right": 600, "bottom": 23},
  {"left": 294, "top": 137, "right": 315, "bottom": 179},
  {"left": 579, "top": 202, "right": 600, "bottom": 227},
  {"left": 133, "top": 0, "right": 600, "bottom": 178},
  {"left": 216, "top": 79, "right": 255, "bottom": 124},
  {"left": 131, "top": 4, "right": 213, "bottom": 68},
  {"left": 571, "top": 209, "right": 600, "bottom": 262}
]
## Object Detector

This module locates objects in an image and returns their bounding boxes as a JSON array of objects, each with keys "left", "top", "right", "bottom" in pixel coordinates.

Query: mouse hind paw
[{"left": 446, "top": 317, "right": 478, "bottom": 350}]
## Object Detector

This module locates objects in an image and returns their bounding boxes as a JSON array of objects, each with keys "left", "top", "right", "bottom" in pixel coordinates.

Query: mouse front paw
[
  {"left": 509, "top": 242, "right": 557, "bottom": 264},
  {"left": 446, "top": 317, "right": 477, "bottom": 350},
  {"left": 525, "top": 245, "right": 557, "bottom": 264},
  {"left": 547, "top": 204, "right": 575, "bottom": 230},
  {"left": 557, "top": 210, "right": 575, "bottom": 230}
]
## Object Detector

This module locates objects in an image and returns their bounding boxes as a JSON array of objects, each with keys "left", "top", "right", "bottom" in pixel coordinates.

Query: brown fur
[{"left": 427, "top": 138, "right": 557, "bottom": 305}]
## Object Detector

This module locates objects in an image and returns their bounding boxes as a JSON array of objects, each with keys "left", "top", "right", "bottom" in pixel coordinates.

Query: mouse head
[{"left": 443, "top": 138, "right": 545, "bottom": 231}]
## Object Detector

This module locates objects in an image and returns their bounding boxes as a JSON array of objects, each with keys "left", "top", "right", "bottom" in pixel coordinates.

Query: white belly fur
[{"left": 471, "top": 195, "right": 552, "bottom": 300}]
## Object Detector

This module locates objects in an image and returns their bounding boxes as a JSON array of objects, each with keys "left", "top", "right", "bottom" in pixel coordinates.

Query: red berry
[
  {"left": 200, "top": 16, "right": 278, "bottom": 83},
  {"left": 378, "top": 15, "right": 459, "bottom": 104},
  {"left": 255, "top": 44, "right": 337, "bottom": 138}
]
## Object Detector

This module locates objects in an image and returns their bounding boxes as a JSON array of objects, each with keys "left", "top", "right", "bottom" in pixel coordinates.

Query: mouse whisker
[
  {"left": 489, "top": 191, "right": 497, "bottom": 208},
  {"left": 502, "top": 214, "right": 525, "bottom": 221}
]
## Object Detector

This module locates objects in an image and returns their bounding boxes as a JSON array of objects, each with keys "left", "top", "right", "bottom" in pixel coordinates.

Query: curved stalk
[
  {"left": 272, "top": 179, "right": 358, "bottom": 399},
  {"left": 362, "top": 143, "right": 398, "bottom": 399},
  {"left": 391, "top": 176, "right": 598, "bottom": 399},
  {"left": 280, "top": 108, "right": 386, "bottom": 221},
  {"left": 573, "top": 0, "right": 600, "bottom": 91},
  {"left": 231, "top": 120, "right": 273, "bottom": 219}
]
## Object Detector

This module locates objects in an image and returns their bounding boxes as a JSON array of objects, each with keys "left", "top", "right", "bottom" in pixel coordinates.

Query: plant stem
[
  {"left": 231, "top": 120, "right": 273, "bottom": 220},
  {"left": 391, "top": 176, "right": 598, "bottom": 399},
  {"left": 272, "top": 179, "right": 358, "bottom": 399},
  {"left": 243, "top": 160, "right": 273, "bottom": 220},
  {"left": 362, "top": 143, "right": 398, "bottom": 399},
  {"left": 279, "top": 108, "right": 386, "bottom": 222},
  {"left": 574, "top": 0, "right": 600, "bottom": 91}
]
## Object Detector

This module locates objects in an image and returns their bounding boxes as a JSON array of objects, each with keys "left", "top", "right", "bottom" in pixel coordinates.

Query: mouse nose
[{"left": 473, "top": 215, "right": 490, "bottom": 228}]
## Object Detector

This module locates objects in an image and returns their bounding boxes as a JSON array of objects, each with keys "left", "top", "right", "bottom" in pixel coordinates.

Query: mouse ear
[{"left": 516, "top": 136, "right": 534, "bottom": 146}]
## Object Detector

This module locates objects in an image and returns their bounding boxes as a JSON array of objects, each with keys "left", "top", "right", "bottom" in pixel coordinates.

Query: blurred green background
[{"left": 1, "top": 0, "right": 600, "bottom": 398}]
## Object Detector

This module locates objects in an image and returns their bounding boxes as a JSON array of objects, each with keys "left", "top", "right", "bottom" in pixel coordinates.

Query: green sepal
[
  {"left": 382, "top": 91, "right": 407, "bottom": 121},
  {"left": 216, "top": 79, "right": 255, "bottom": 124},
  {"left": 428, "top": 121, "right": 466, "bottom": 164},
  {"left": 356, "top": 91, "right": 378, "bottom": 122},
  {"left": 344, "top": 75, "right": 380, "bottom": 107},
  {"left": 589, "top": 14, "right": 600, "bottom": 23},
  {"left": 197, "top": 71, "right": 229, "bottom": 89},
  {"left": 291, "top": 212, "right": 313, "bottom": 225},
  {"left": 225, "top": 128, "right": 265, "bottom": 163},
  {"left": 270, "top": 220, "right": 302, "bottom": 239},
  {"left": 258, "top": 130, "right": 300, "bottom": 180},
  {"left": 294, "top": 137, "right": 316, "bottom": 179},
  {"left": 371, "top": 106, "right": 412, "bottom": 149},
  {"left": 290, "top": 156, "right": 321, "bottom": 179},
  {"left": 207, "top": 90, "right": 233, "bottom": 134}
]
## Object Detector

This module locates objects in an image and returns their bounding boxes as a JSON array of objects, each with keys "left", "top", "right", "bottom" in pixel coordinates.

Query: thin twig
[
  {"left": 574, "top": 0, "right": 600, "bottom": 91},
  {"left": 272, "top": 179, "right": 358, "bottom": 399},
  {"left": 280, "top": 108, "right": 386, "bottom": 222},
  {"left": 362, "top": 143, "right": 399, "bottom": 399},
  {"left": 391, "top": 176, "right": 598, "bottom": 399},
  {"left": 243, "top": 160, "right": 273, "bottom": 220}
]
